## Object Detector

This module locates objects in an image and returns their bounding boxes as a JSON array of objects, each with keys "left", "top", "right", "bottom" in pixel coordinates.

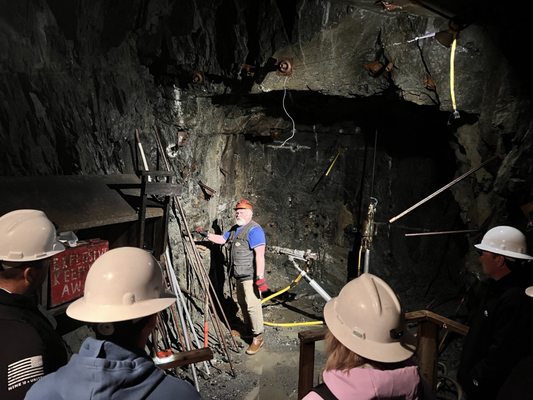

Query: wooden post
[
  {"left": 416, "top": 320, "right": 439, "bottom": 390},
  {"left": 298, "top": 328, "right": 326, "bottom": 399}
]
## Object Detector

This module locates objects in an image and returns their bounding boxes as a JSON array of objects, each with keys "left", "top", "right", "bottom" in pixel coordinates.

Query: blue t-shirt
[{"left": 224, "top": 225, "right": 266, "bottom": 248}]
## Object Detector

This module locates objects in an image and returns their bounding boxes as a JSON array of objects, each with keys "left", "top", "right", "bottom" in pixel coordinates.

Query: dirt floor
[{"left": 193, "top": 292, "right": 328, "bottom": 400}]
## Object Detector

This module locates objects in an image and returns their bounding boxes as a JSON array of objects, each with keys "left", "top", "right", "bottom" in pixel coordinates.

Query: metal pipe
[
  {"left": 404, "top": 229, "right": 478, "bottom": 237},
  {"left": 152, "top": 127, "right": 239, "bottom": 372},
  {"left": 364, "top": 249, "right": 370, "bottom": 273},
  {"left": 291, "top": 260, "right": 331, "bottom": 302},
  {"left": 165, "top": 248, "right": 210, "bottom": 375},
  {"left": 389, "top": 155, "right": 498, "bottom": 224}
]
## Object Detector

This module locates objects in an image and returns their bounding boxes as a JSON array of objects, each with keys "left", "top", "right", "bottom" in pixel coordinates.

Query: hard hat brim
[
  {"left": 324, "top": 298, "right": 415, "bottom": 363},
  {"left": 66, "top": 293, "right": 176, "bottom": 323},
  {"left": 474, "top": 243, "right": 533, "bottom": 260}
]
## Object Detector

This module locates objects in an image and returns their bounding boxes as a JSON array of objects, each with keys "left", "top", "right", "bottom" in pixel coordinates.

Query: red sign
[{"left": 48, "top": 239, "right": 109, "bottom": 308}]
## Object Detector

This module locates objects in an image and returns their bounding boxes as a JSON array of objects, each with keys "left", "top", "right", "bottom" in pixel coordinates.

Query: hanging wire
[
  {"left": 370, "top": 129, "right": 378, "bottom": 198},
  {"left": 279, "top": 76, "right": 296, "bottom": 148}
]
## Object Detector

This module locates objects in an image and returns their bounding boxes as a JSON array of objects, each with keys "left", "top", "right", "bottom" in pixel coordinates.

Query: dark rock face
[{"left": 0, "top": 0, "right": 531, "bottom": 335}]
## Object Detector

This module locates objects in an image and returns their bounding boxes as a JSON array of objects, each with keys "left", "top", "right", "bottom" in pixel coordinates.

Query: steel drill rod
[
  {"left": 136, "top": 129, "right": 200, "bottom": 387},
  {"left": 152, "top": 126, "right": 238, "bottom": 348},
  {"left": 404, "top": 229, "right": 479, "bottom": 237},
  {"left": 172, "top": 272, "right": 200, "bottom": 391},
  {"left": 179, "top": 226, "right": 237, "bottom": 376},
  {"left": 182, "top": 229, "right": 240, "bottom": 357},
  {"left": 160, "top": 259, "right": 187, "bottom": 351},
  {"left": 166, "top": 248, "right": 211, "bottom": 375},
  {"left": 152, "top": 127, "right": 239, "bottom": 362},
  {"left": 389, "top": 155, "right": 498, "bottom": 224}
]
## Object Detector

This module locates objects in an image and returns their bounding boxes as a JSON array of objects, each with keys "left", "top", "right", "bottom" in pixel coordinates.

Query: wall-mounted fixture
[
  {"left": 177, "top": 130, "right": 188, "bottom": 146},
  {"left": 424, "top": 74, "right": 436, "bottom": 91},
  {"left": 277, "top": 59, "right": 293, "bottom": 76},
  {"left": 191, "top": 71, "right": 205, "bottom": 84},
  {"left": 198, "top": 180, "right": 217, "bottom": 200},
  {"left": 363, "top": 61, "right": 384, "bottom": 77},
  {"left": 435, "top": 19, "right": 466, "bottom": 47}
]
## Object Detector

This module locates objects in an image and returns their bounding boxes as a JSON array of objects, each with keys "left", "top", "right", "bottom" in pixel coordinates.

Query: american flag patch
[{"left": 7, "top": 355, "right": 44, "bottom": 391}]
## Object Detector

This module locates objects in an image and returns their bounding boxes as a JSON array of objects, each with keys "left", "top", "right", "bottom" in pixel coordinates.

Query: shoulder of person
[{"left": 153, "top": 376, "right": 201, "bottom": 399}]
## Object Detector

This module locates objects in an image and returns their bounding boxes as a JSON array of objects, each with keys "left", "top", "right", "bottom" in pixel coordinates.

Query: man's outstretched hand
[{"left": 194, "top": 227, "right": 208, "bottom": 238}]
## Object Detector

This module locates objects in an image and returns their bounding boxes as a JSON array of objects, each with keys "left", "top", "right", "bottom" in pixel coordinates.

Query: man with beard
[{"left": 206, "top": 199, "right": 268, "bottom": 355}]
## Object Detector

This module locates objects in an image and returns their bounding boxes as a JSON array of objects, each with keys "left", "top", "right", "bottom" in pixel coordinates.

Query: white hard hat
[
  {"left": 0, "top": 209, "right": 65, "bottom": 262},
  {"left": 67, "top": 247, "right": 176, "bottom": 323},
  {"left": 324, "top": 273, "right": 415, "bottom": 363},
  {"left": 474, "top": 226, "right": 533, "bottom": 260}
]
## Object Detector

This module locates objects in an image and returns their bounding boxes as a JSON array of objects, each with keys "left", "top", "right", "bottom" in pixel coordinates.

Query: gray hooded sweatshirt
[{"left": 25, "top": 337, "right": 200, "bottom": 400}]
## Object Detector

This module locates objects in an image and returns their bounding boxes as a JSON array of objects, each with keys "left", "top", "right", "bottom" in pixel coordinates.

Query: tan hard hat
[
  {"left": 234, "top": 199, "right": 253, "bottom": 210},
  {"left": 0, "top": 209, "right": 65, "bottom": 262},
  {"left": 475, "top": 225, "right": 532, "bottom": 260},
  {"left": 67, "top": 247, "right": 176, "bottom": 323},
  {"left": 324, "top": 273, "right": 415, "bottom": 363}
]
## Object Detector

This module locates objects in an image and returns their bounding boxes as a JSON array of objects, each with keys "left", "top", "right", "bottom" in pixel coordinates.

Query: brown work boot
[{"left": 245, "top": 334, "right": 264, "bottom": 355}]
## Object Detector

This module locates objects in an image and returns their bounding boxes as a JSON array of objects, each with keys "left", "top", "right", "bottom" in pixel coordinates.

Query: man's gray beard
[{"left": 236, "top": 218, "right": 245, "bottom": 226}]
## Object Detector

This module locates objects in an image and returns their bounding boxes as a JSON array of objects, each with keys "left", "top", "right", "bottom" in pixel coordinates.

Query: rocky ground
[{"left": 193, "top": 292, "right": 328, "bottom": 400}]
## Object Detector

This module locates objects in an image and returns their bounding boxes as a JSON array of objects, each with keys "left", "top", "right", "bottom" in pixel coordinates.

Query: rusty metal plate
[{"left": 48, "top": 239, "right": 109, "bottom": 308}]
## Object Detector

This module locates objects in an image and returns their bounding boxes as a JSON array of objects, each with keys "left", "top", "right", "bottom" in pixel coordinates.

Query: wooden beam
[
  {"left": 156, "top": 347, "right": 213, "bottom": 370},
  {"left": 406, "top": 310, "right": 469, "bottom": 336}
]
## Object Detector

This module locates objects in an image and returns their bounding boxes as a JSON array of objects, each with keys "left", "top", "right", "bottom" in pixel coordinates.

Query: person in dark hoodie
[
  {"left": 457, "top": 226, "right": 533, "bottom": 400},
  {"left": 0, "top": 209, "right": 68, "bottom": 400},
  {"left": 25, "top": 247, "right": 201, "bottom": 400}
]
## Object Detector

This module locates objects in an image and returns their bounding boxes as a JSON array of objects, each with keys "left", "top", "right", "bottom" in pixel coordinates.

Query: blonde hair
[{"left": 324, "top": 328, "right": 368, "bottom": 371}]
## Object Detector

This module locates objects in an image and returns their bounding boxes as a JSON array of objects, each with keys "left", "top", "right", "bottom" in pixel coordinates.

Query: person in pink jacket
[{"left": 303, "top": 273, "right": 429, "bottom": 400}]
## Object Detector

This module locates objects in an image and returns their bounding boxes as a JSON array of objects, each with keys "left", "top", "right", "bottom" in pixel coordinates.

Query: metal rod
[
  {"left": 291, "top": 260, "right": 331, "bottom": 302},
  {"left": 165, "top": 248, "right": 211, "bottom": 375},
  {"left": 135, "top": 130, "right": 199, "bottom": 387},
  {"left": 364, "top": 249, "right": 370, "bottom": 273},
  {"left": 389, "top": 155, "right": 498, "bottom": 224},
  {"left": 404, "top": 229, "right": 479, "bottom": 237},
  {"left": 172, "top": 273, "right": 199, "bottom": 390},
  {"left": 152, "top": 127, "right": 239, "bottom": 370}
]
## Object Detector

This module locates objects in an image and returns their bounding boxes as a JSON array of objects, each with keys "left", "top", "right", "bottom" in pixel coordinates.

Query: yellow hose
[
  {"left": 262, "top": 272, "right": 324, "bottom": 327},
  {"left": 261, "top": 273, "right": 303, "bottom": 304},
  {"left": 264, "top": 320, "right": 323, "bottom": 327},
  {"left": 450, "top": 37, "right": 458, "bottom": 116}
]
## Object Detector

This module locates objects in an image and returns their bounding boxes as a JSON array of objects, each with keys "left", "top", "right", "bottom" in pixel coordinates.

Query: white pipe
[{"left": 291, "top": 260, "right": 331, "bottom": 302}]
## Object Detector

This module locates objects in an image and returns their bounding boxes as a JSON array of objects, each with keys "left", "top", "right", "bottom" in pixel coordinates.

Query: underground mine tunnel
[{"left": 1, "top": 0, "right": 532, "bottom": 399}]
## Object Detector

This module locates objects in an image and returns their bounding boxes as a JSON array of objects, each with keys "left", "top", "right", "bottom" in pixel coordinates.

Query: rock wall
[{"left": 0, "top": 0, "right": 532, "bottom": 315}]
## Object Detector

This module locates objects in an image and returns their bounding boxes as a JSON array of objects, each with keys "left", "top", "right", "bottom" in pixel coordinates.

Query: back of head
[
  {"left": 0, "top": 209, "right": 65, "bottom": 263},
  {"left": 66, "top": 247, "right": 175, "bottom": 323},
  {"left": 323, "top": 273, "right": 414, "bottom": 363},
  {"left": 475, "top": 225, "right": 532, "bottom": 260}
]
